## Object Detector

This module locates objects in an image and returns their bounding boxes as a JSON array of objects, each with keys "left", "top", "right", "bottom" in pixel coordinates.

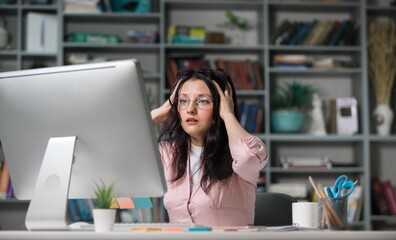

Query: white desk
[{"left": 0, "top": 231, "right": 395, "bottom": 240}]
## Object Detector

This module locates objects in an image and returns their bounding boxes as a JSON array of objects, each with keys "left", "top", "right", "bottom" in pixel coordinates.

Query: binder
[{"left": 26, "top": 12, "right": 58, "bottom": 53}]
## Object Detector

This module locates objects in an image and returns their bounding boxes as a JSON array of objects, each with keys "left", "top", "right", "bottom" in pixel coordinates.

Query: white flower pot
[
  {"left": 93, "top": 209, "right": 116, "bottom": 232},
  {"left": 373, "top": 103, "right": 394, "bottom": 136}
]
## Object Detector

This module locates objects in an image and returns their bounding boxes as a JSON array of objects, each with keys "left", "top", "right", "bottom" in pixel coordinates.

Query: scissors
[{"left": 332, "top": 175, "right": 355, "bottom": 198}]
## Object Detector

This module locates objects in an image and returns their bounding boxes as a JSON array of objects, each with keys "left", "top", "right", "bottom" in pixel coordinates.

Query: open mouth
[{"left": 186, "top": 118, "right": 198, "bottom": 123}]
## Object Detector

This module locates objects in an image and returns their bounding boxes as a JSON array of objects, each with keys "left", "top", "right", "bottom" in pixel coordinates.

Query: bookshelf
[
  {"left": 1, "top": 0, "right": 396, "bottom": 231},
  {"left": 365, "top": 0, "right": 396, "bottom": 230}
]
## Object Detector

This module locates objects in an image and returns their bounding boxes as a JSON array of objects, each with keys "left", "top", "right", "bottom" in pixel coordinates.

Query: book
[
  {"left": 322, "top": 21, "right": 341, "bottom": 45},
  {"left": 271, "top": 19, "right": 292, "bottom": 44},
  {"left": 303, "top": 20, "right": 322, "bottom": 45},
  {"left": 289, "top": 21, "right": 314, "bottom": 45},
  {"left": 100, "top": 0, "right": 112, "bottom": 12},
  {"left": 371, "top": 178, "right": 389, "bottom": 215},
  {"left": 67, "top": 199, "right": 81, "bottom": 222},
  {"left": 307, "top": 20, "right": 329, "bottom": 45},
  {"left": 239, "top": 101, "right": 250, "bottom": 128},
  {"left": 381, "top": 180, "right": 396, "bottom": 215},
  {"left": 281, "top": 21, "right": 303, "bottom": 45},
  {"left": 166, "top": 58, "right": 178, "bottom": 88},
  {"left": 254, "top": 106, "right": 264, "bottom": 133},
  {"left": 328, "top": 20, "right": 351, "bottom": 46},
  {"left": 76, "top": 199, "right": 93, "bottom": 221},
  {"left": 252, "top": 62, "right": 264, "bottom": 89},
  {"left": 347, "top": 185, "right": 363, "bottom": 222},
  {"left": 340, "top": 20, "right": 359, "bottom": 46},
  {"left": 315, "top": 20, "right": 334, "bottom": 45},
  {"left": 245, "top": 102, "right": 260, "bottom": 133},
  {"left": 275, "top": 21, "right": 298, "bottom": 45}
]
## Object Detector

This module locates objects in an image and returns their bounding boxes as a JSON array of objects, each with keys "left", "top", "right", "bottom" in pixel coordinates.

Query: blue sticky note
[
  {"left": 132, "top": 197, "right": 153, "bottom": 208},
  {"left": 188, "top": 227, "right": 212, "bottom": 232}
]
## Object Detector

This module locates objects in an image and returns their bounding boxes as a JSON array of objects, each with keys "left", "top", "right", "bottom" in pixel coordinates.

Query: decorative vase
[
  {"left": 229, "top": 29, "right": 246, "bottom": 45},
  {"left": 373, "top": 103, "right": 394, "bottom": 136},
  {"left": 271, "top": 109, "right": 305, "bottom": 133},
  {"left": 93, "top": 209, "right": 116, "bottom": 232}
]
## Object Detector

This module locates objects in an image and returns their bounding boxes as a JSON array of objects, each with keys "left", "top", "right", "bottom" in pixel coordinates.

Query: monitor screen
[{"left": 0, "top": 59, "right": 166, "bottom": 230}]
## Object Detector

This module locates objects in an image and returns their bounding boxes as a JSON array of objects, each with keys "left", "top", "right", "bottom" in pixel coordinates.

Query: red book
[
  {"left": 371, "top": 178, "right": 389, "bottom": 215},
  {"left": 381, "top": 180, "right": 396, "bottom": 215}
]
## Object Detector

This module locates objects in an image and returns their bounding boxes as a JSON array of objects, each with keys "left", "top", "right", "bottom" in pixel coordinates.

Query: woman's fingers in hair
[
  {"left": 213, "top": 80, "right": 224, "bottom": 97},
  {"left": 225, "top": 81, "right": 233, "bottom": 98},
  {"left": 169, "top": 80, "right": 181, "bottom": 104}
]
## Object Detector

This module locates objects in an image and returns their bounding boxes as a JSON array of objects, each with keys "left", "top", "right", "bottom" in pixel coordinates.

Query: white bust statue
[{"left": 307, "top": 93, "right": 327, "bottom": 135}]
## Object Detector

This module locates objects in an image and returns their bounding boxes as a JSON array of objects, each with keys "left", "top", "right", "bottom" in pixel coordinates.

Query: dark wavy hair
[{"left": 158, "top": 68, "right": 238, "bottom": 193}]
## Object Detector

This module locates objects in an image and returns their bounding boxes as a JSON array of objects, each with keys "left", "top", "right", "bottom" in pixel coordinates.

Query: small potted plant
[
  {"left": 271, "top": 81, "right": 316, "bottom": 133},
  {"left": 223, "top": 10, "right": 252, "bottom": 45},
  {"left": 92, "top": 179, "right": 117, "bottom": 232}
]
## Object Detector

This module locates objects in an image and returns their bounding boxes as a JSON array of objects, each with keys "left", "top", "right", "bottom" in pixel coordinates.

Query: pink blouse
[{"left": 159, "top": 136, "right": 268, "bottom": 227}]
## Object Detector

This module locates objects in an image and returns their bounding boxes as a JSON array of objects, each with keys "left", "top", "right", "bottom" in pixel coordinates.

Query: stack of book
[
  {"left": 268, "top": 183, "right": 308, "bottom": 200},
  {"left": 63, "top": 0, "right": 101, "bottom": 13},
  {"left": 371, "top": 178, "right": 396, "bottom": 216},
  {"left": 271, "top": 19, "right": 359, "bottom": 46},
  {"left": 166, "top": 55, "right": 263, "bottom": 91},
  {"left": 126, "top": 30, "right": 157, "bottom": 43},
  {"left": 272, "top": 54, "right": 358, "bottom": 70},
  {"left": 168, "top": 25, "right": 206, "bottom": 44},
  {"left": 280, "top": 155, "right": 332, "bottom": 169},
  {"left": 66, "top": 54, "right": 107, "bottom": 65},
  {"left": 272, "top": 54, "right": 312, "bottom": 70}
]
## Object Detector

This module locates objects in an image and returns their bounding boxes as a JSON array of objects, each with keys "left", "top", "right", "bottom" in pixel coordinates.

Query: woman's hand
[
  {"left": 213, "top": 81, "right": 234, "bottom": 120},
  {"left": 151, "top": 81, "right": 180, "bottom": 126},
  {"left": 214, "top": 80, "right": 250, "bottom": 142}
]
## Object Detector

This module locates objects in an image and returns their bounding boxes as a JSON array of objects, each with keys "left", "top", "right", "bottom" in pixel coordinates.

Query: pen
[{"left": 325, "top": 186, "right": 334, "bottom": 198}]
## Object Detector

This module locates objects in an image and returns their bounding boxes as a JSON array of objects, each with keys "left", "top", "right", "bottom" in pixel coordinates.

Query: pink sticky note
[{"left": 116, "top": 197, "right": 135, "bottom": 209}]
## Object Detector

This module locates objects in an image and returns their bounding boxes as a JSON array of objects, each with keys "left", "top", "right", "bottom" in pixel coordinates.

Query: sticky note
[
  {"left": 110, "top": 198, "right": 119, "bottom": 209},
  {"left": 116, "top": 197, "right": 135, "bottom": 209},
  {"left": 162, "top": 227, "right": 184, "bottom": 232},
  {"left": 132, "top": 197, "right": 153, "bottom": 208},
  {"left": 188, "top": 226, "right": 212, "bottom": 232},
  {"left": 131, "top": 227, "right": 162, "bottom": 232}
]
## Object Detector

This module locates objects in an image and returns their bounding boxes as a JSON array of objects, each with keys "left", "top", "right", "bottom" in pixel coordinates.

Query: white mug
[{"left": 292, "top": 202, "right": 318, "bottom": 228}]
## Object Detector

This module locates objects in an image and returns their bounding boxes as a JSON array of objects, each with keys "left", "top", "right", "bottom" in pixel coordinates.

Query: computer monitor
[{"left": 0, "top": 59, "right": 166, "bottom": 230}]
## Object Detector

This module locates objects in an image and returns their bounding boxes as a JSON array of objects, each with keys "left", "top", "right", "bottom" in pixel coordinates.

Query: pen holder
[{"left": 318, "top": 197, "right": 347, "bottom": 230}]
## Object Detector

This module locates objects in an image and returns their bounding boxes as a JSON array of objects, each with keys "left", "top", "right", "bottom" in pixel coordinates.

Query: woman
[{"left": 151, "top": 68, "right": 267, "bottom": 227}]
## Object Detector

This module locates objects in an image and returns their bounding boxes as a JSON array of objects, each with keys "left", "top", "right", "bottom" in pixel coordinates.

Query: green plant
[
  {"left": 225, "top": 10, "right": 248, "bottom": 30},
  {"left": 272, "top": 81, "right": 316, "bottom": 110},
  {"left": 92, "top": 179, "right": 117, "bottom": 209}
]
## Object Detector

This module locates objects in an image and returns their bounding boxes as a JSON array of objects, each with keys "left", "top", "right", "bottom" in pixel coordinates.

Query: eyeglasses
[{"left": 177, "top": 97, "right": 213, "bottom": 110}]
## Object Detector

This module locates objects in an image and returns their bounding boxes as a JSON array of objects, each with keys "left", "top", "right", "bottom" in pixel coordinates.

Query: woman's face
[{"left": 177, "top": 79, "right": 214, "bottom": 147}]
